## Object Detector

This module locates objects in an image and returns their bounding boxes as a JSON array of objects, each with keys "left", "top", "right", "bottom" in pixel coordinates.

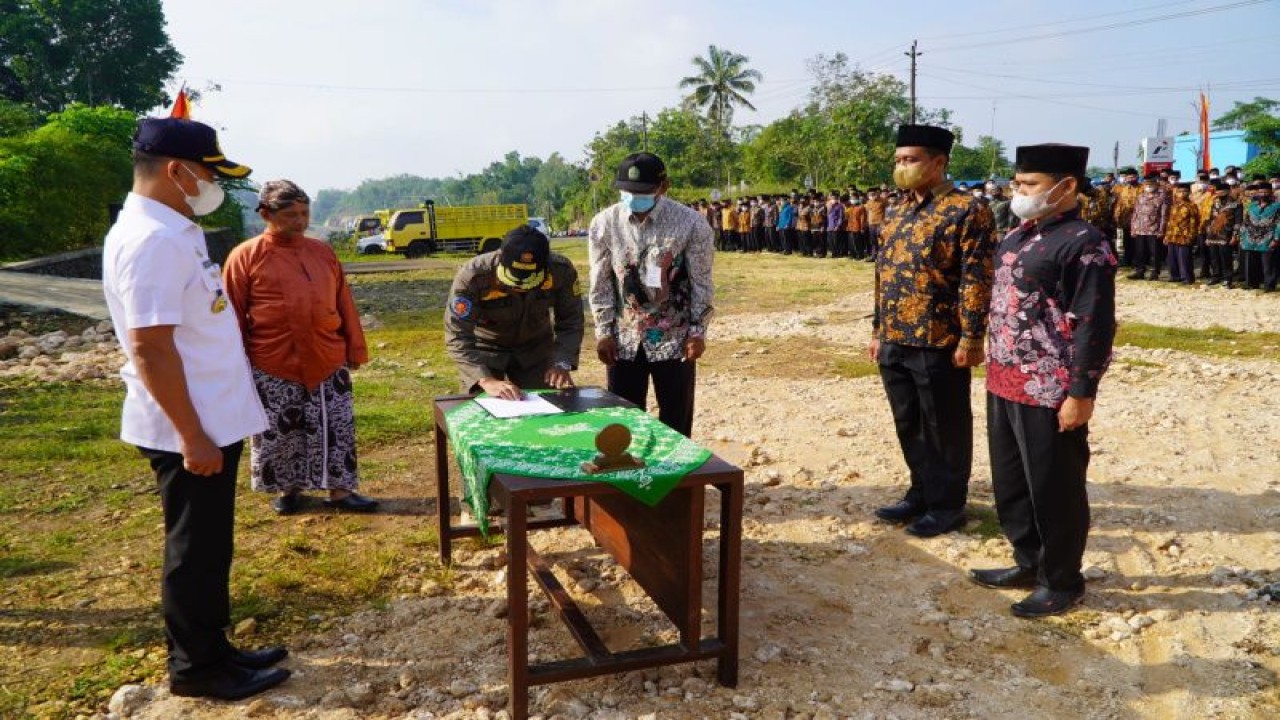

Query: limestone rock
[
  {"left": 233, "top": 617, "right": 257, "bottom": 637},
  {"left": 107, "top": 684, "right": 151, "bottom": 717}
]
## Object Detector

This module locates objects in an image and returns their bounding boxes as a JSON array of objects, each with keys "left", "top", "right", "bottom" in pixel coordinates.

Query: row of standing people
[
  {"left": 693, "top": 191, "right": 889, "bottom": 260},
  {"left": 1092, "top": 167, "right": 1280, "bottom": 290}
]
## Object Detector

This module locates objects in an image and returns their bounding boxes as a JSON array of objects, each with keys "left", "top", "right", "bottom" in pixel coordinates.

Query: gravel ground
[{"left": 8, "top": 279, "right": 1278, "bottom": 720}]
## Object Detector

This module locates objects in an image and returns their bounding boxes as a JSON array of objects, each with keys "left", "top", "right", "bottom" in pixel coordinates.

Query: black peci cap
[
  {"left": 132, "top": 118, "right": 251, "bottom": 178},
  {"left": 612, "top": 152, "right": 668, "bottom": 193},
  {"left": 1014, "top": 144, "right": 1089, "bottom": 177},
  {"left": 895, "top": 124, "right": 955, "bottom": 153}
]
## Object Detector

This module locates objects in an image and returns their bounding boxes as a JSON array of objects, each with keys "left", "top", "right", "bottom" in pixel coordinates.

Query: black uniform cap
[
  {"left": 613, "top": 152, "right": 667, "bottom": 193},
  {"left": 1014, "top": 144, "right": 1089, "bottom": 177},
  {"left": 496, "top": 226, "right": 550, "bottom": 291},
  {"left": 133, "top": 117, "right": 252, "bottom": 178},
  {"left": 895, "top": 124, "right": 955, "bottom": 154}
]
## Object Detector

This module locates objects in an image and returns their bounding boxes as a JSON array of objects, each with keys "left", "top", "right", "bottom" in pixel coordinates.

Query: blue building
[{"left": 1174, "top": 130, "right": 1259, "bottom": 175}]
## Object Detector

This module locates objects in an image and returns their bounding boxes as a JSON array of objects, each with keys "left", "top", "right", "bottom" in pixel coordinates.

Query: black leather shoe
[
  {"left": 1010, "top": 586, "right": 1084, "bottom": 618},
  {"left": 272, "top": 493, "right": 302, "bottom": 515},
  {"left": 228, "top": 645, "right": 288, "bottom": 669},
  {"left": 969, "top": 566, "right": 1038, "bottom": 589},
  {"left": 905, "top": 511, "right": 966, "bottom": 538},
  {"left": 170, "top": 664, "right": 290, "bottom": 701},
  {"left": 1126, "top": 272, "right": 1145, "bottom": 280},
  {"left": 323, "top": 492, "right": 379, "bottom": 512},
  {"left": 874, "top": 500, "right": 925, "bottom": 523}
]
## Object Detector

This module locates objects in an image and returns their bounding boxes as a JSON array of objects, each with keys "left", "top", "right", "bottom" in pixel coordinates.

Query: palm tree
[{"left": 678, "top": 45, "right": 763, "bottom": 133}]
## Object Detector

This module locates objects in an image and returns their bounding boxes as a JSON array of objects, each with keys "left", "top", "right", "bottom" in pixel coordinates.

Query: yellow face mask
[{"left": 893, "top": 163, "right": 931, "bottom": 191}]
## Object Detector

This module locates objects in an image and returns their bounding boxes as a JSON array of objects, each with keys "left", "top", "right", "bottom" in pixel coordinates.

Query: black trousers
[
  {"left": 850, "top": 231, "right": 869, "bottom": 259},
  {"left": 1241, "top": 249, "right": 1269, "bottom": 289},
  {"left": 987, "top": 394, "right": 1090, "bottom": 593},
  {"left": 139, "top": 442, "right": 243, "bottom": 680},
  {"left": 1196, "top": 235, "right": 1213, "bottom": 279},
  {"left": 607, "top": 346, "right": 697, "bottom": 437},
  {"left": 1266, "top": 246, "right": 1280, "bottom": 291},
  {"left": 782, "top": 227, "right": 796, "bottom": 254},
  {"left": 1131, "top": 234, "right": 1162, "bottom": 276},
  {"left": 1207, "top": 244, "right": 1234, "bottom": 283},
  {"left": 877, "top": 343, "right": 972, "bottom": 513},
  {"left": 1118, "top": 227, "right": 1135, "bottom": 266}
]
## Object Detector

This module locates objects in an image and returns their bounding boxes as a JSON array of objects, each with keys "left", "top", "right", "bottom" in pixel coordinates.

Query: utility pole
[
  {"left": 988, "top": 100, "right": 998, "bottom": 178},
  {"left": 641, "top": 112, "right": 649, "bottom": 151},
  {"left": 904, "top": 40, "right": 921, "bottom": 124}
]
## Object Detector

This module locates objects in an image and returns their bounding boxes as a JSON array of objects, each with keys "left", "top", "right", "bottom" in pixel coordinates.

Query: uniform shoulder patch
[{"left": 451, "top": 296, "right": 473, "bottom": 319}]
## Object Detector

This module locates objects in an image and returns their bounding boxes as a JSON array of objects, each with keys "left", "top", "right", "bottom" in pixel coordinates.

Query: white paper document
[{"left": 475, "top": 393, "right": 565, "bottom": 419}]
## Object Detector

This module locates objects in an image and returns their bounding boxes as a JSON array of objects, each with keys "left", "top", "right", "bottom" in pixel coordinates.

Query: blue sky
[{"left": 159, "top": 0, "right": 1279, "bottom": 192}]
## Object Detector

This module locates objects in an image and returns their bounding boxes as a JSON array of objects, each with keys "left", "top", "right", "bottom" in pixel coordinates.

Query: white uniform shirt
[{"left": 102, "top": 193, "right": 267, "bottom": 452}]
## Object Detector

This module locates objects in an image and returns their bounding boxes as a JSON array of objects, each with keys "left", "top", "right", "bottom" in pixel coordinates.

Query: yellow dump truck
[{"left": 385, "top": 201, "right": 528, "bottom": 257}]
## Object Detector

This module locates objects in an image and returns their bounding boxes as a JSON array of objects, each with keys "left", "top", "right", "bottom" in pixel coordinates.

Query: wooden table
[{"left": 433, "top": 391, "right": 743, "bottom": 720}]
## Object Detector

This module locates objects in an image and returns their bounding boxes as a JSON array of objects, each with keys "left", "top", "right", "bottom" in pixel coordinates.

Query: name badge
[{"left": 644, "top": 261, "right": 663, "bottom": 288}]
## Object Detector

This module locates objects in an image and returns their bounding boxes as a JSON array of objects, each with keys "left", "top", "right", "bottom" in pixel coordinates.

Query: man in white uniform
[{"left": 102, "top": 118, "right": 289, "bottom": 700}]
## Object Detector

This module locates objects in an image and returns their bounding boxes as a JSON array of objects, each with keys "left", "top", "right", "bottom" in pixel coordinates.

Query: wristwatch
[{"left": 553, "top": 361, "right": 573, "bottom": 371}]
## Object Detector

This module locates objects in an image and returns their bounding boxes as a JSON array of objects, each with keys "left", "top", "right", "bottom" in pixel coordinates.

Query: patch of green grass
[
  {"left": 1117, "top": 358, "right": 1164, "bottom": 369},
  {"left": 713, "top": 253, "right": 872, "bottom": 316},
  {"left": 831, "top": 355, "right": 879, "bottom": 379},
  {"left": 964, "top": 505, "right": 1004, "bottom": 540},
  {"left": 0, "top": 556, "right": 72, "bottom": 578},
  {"left": 65, "top": 652, "right": 145, "bottom": 703},
  {"left": 1116, "top": 322, "right": 1280, "bottom": 359}
]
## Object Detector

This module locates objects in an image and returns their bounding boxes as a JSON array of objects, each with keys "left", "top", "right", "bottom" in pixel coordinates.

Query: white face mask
[
  {"left": 174, "top": 164, "right": 225, "bottom": 216},
  {"left": 1010, "top": 179, "right": 1067, "bottom": 221}
]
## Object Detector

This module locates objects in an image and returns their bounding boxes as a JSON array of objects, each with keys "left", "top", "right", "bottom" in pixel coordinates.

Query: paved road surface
[
  {"left": 0, "top": 270, "right": 110, "bottom": 320},
  {"left": 0, "top": 259, "right": 444, "bottom": 319}
]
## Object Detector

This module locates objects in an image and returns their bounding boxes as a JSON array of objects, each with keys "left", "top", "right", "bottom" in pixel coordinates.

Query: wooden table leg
[
  {"left": 505, "top": 491, "right": 530, "bottom": 720},
  {"left": 716, "top": 479, "right": 742, "bottom": 687},
  {"left": 435, "top": 421, "right": 452, "bottom": 565}
]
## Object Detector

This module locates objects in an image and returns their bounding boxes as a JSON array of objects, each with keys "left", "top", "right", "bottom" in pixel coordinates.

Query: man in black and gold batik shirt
[{"left": 869, "top": 124, "right": 995, "bottom": 538}]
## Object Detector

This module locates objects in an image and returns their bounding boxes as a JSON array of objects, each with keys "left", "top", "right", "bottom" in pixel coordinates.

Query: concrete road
[
  {"left": 0, "top": 258, "right": 443, "bottom": 319},
  {"left": 0, "top": 270, "right": 109, "bottom": 320}
]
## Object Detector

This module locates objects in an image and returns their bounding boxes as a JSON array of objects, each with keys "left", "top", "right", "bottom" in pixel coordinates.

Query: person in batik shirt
[
  {"left": 588, "top": 152, "right": 715, "bottom": 437},
  {"left": 1204, "top": 180, "right": 1244, "bottom": 287},
  {"left": 1163, "top": 183, "right": 1201, "bottom": 284},
  {"left": 1127, "top": 174, "right": 1170, "bottom": 280},
  {"left": 970, "top": 144, "right": 1116, "bottom": 619},
  {"left": 869, "top": 124, "right": 995, "bottom": 538},
  {"left": 1110, "top": 167, "right": 1141, "bottom": 267}
]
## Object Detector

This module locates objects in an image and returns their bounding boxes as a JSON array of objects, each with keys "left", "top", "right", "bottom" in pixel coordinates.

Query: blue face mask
[{"left": 620, "top": 191, "right": 657, "bottom": 213}]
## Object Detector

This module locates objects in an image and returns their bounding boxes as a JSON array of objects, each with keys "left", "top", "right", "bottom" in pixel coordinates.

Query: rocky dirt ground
[{"left": 6, "top": 280, "right": 1280, "bottom": 720}]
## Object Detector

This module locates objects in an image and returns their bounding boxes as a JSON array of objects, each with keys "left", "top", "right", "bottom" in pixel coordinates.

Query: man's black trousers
[
  {"left": 987, "top": 393, "right": 1090, "bottom": 593},
  {"left": 139, "top": 442, "right": 243, "bottom": 681},
  {"left": 607, "top": 346, "right": 697, "bottom": 437},
  {"left": 877, "top": 343, "right": 972, "bottom": 514}
]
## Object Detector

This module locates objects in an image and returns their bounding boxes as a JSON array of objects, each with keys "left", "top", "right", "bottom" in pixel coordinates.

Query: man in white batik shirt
[{"left": 587, "top": 152, "right": 715, "bottom": 437}]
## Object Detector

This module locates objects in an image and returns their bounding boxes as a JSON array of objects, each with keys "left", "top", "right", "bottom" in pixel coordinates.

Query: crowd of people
[
  {"left": 97, "top": 110, "right": 1270, "bottom": 706},
  {"left": 683, "top": 165, "right": 1280, "bottom": 294}
]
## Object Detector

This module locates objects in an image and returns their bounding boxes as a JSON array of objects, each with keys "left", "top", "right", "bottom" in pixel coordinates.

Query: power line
[
  {"left": 916, "top": 70, "right": 1199, "bottom": 122},
  {"left": 928, "top": 68, "right": 1280, "bottom": 96},
  {"left": 930, "top": 0, "right": 1270, "bottom": 53},
  {"left": 915, "top": 0, "right": 1203, "bottom": 41}
]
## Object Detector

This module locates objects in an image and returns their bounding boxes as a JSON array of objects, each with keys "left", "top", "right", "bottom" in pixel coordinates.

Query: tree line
[{"left": 2, "top": 4, "right": 1277, "bottom": 259}]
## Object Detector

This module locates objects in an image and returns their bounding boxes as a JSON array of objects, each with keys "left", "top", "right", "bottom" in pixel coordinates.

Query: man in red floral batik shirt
[{"left": 970, "top": 144, "right": 1117, "bottom": 619}]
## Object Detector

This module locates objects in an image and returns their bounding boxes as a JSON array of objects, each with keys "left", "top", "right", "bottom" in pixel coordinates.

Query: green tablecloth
[{"left": 443, "top": 400, "right": 712, "bottom": 535}]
